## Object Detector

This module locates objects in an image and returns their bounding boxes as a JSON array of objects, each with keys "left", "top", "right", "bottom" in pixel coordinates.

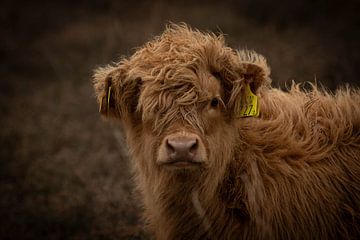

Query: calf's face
[
  {"left": 141, "top": 71, "right": 226, "bottom": 170},
  {"left": 93, "top": 26, "right": 270, "bottom": 174}
]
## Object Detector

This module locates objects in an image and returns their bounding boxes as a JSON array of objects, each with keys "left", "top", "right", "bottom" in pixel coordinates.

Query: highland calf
[{"left": 93, "top": 24, "right": 360, "bottom": 239}]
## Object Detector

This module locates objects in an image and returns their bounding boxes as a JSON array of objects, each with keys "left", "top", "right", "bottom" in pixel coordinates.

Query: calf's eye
[{"left": 210, "top": 98, "right": 219, "bottom": 108}]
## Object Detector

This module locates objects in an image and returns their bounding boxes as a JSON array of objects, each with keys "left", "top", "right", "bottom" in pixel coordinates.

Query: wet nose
[{"left": 166, "top": 137, "right": 198, "bottom": 162}]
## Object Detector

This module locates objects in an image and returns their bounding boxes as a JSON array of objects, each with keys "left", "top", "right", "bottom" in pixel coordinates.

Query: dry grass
[{"left": 0, "top": 0, "right": 359, "bottom": 239}]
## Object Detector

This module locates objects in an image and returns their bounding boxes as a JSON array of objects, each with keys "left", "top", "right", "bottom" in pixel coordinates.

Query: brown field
[{"left": 1, "top": 0, "right": 359, "bottom": 239}]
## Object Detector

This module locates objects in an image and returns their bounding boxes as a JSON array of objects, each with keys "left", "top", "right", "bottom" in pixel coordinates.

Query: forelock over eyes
[{"left": 138, "top": 79, "right": 212, "bottom": 134}]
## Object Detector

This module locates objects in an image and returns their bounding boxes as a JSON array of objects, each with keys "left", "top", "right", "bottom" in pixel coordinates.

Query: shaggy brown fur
[{"left": 93, "top": 24, "right": 360, "bottom": 239}]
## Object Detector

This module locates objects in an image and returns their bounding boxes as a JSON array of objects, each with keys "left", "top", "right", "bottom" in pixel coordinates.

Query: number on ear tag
[{"left": 240, "top": 83, "right": 260, "bottom": 117}]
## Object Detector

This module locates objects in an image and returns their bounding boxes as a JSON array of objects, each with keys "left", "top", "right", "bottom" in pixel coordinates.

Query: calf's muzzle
[
  {"left": 166, "top": 137, "right": 198, "bottom": 162},
  {"left": 157, "top": 133, "right": 206, "bottom": 168}
]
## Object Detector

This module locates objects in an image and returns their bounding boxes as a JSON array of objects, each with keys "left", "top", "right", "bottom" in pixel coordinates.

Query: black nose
[{"left": 166, "top": 137, "right": 198, "bottom": 162}]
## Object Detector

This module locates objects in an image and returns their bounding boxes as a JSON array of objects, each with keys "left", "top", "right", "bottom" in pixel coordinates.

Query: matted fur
[{"left": 93, "top": 24, "right": 360, "bottom": 239}]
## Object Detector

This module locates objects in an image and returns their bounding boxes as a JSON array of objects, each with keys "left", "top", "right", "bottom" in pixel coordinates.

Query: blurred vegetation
[{"left": 0, "top": 0, "right": 359, "bottom": 239}]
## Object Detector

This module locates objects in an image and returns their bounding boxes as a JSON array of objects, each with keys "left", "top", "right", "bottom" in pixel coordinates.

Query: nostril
[
  {"left": 189, "top": 139, "right": 198, "bottom": 154},
  {"left": 166, "top": 139, "right": 175, "bottom": 153}
]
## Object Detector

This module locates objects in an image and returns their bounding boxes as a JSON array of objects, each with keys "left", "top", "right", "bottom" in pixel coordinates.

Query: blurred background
[{"left": 1, "top": 0, "right": 359, "bottom": 239}]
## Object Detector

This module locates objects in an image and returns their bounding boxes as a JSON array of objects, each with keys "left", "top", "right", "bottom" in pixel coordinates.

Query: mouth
[{"left": 160, "top": 160, "right": 204, "bottom": 169}]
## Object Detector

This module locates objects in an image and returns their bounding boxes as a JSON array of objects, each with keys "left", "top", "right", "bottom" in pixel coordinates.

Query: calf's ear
[
  {"left": 93, "top": 61, "right": 140, "bottom": 119},
  {"left": 226, "top": 50, "right": 271, "bottom": 116},
  {"left": 236, "top": 50, "right": 271, "bottom": 93}
]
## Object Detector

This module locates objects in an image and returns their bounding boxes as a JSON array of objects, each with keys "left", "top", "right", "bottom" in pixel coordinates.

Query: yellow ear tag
[
  {"left": 240, "top": 83, "right": 260, "bottom": 117},
  {"left": 107, "top": 86, "right": 112, "bottom": 114},
  {"left": 99, "top": 94, "right": 106, "bottom": 113},
  {"left": 99, "top": 97, "right": 103, "bottom": 113}
]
